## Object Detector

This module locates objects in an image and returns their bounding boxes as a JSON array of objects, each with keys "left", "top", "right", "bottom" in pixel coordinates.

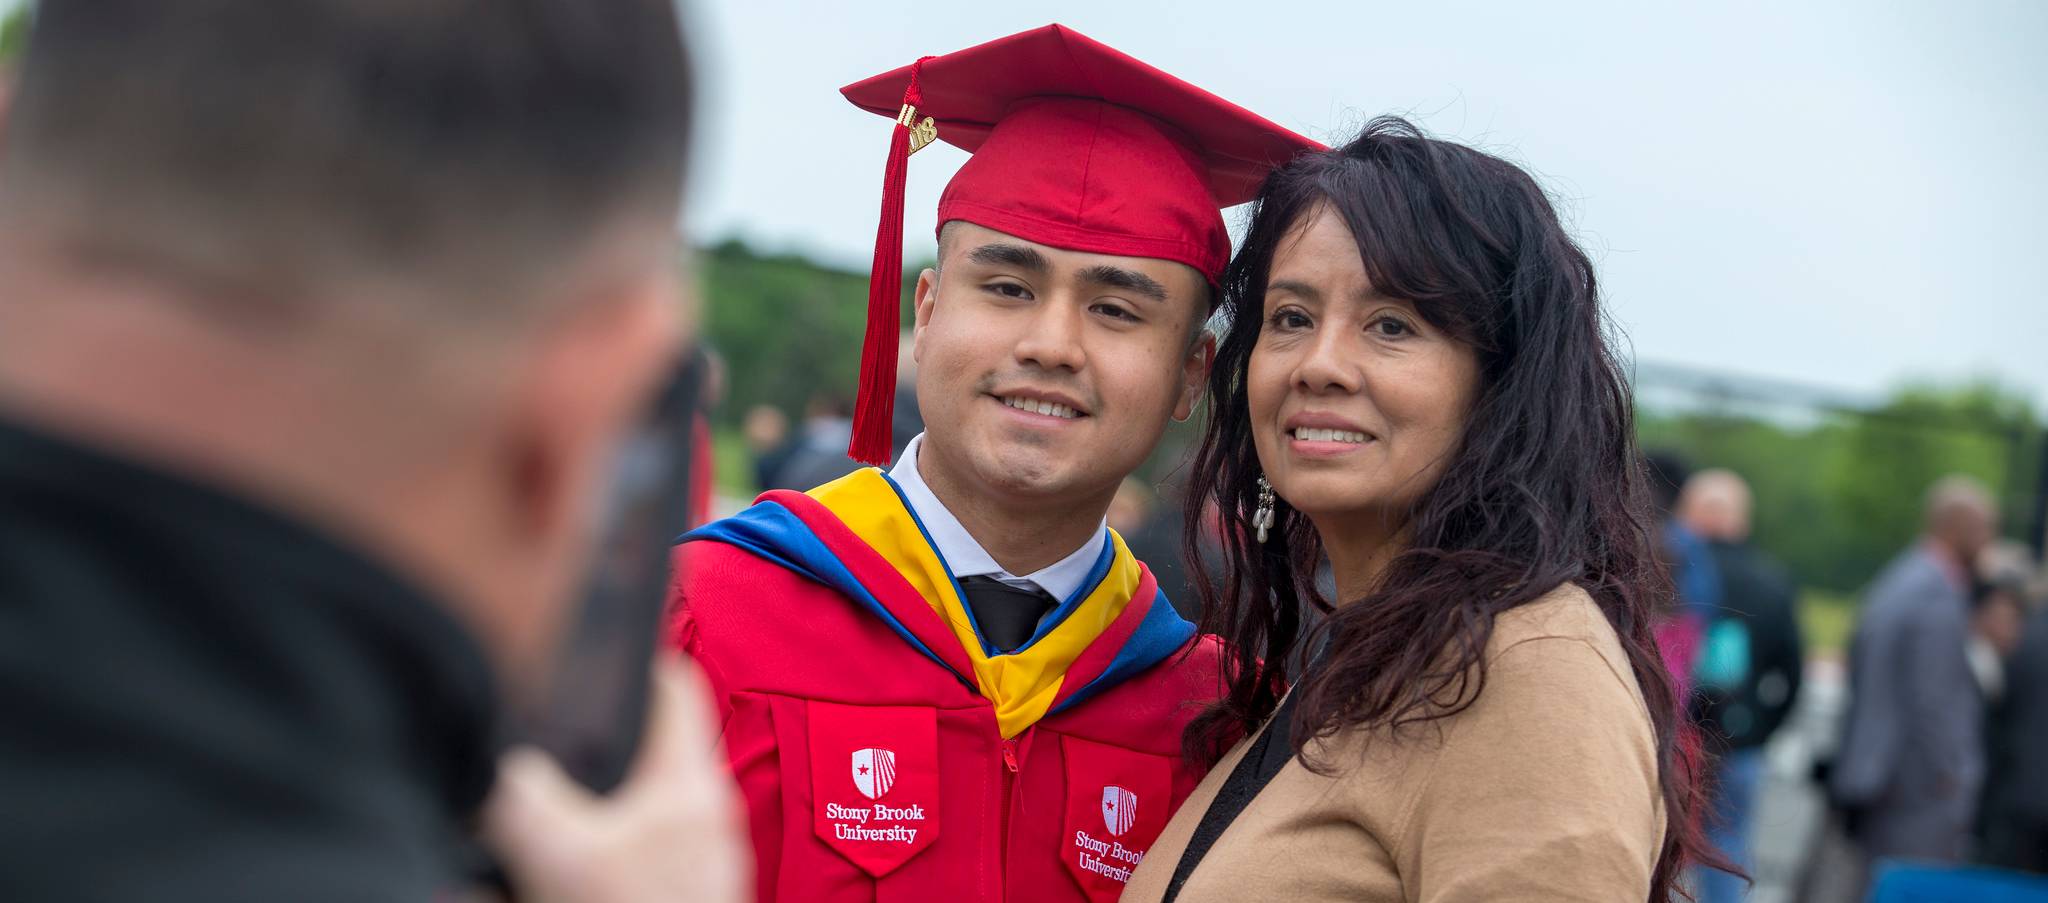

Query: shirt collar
[{"left": 888, "top": 433, "right": 1108, "bottom": 602}]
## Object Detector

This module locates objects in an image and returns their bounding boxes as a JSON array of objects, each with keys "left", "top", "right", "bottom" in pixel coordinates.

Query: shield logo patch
[
  {"left": 1102, "top": 785, "right": 1138, "bottom": 837},
  {"left": 851, "top": 747, "right": 897, "bottom": 800}
]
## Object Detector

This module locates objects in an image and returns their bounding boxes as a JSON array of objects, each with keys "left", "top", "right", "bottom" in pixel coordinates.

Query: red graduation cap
[{"left": 839, "top": 24, "right": 1323, "bottom": 465}]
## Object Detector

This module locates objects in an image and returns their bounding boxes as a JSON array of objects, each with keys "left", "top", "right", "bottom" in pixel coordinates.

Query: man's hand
[{"left": 482, "top": 657, "right": 748, "bottom": 903}]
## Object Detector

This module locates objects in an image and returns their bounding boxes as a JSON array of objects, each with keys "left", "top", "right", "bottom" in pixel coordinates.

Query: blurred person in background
[
  {"left": 667, "top": 25, "right": 1316, "bottom": 901},
  {"left": 1678, "top": 469, "right": 1804, "bottom": 903},
  {"left": 0, "top": 2, "right": 743, "bottom": 901},
  {"left": 685, "top": 346, "right": 726, "bottom": 528},
  {"left": 1977, "top": 559, "right": 2048, "bottom": 874},
  {"left": 1112, "top": 477, "right": 1221, "bottom": 622},
  {"left": 1107, "top": 475, "right": 1158, "bottom": 537},
  {"left": 1971, "top": 540, "right": 2037, "bottom": 701},
  {"left": 1647, "top": 450, "right": 1722, "bottom": 699},
  {"left": 756, "top": 337, "right": 924, "bottom": 493},
  {"left": 760, "top": 391, "right": 860, "bottom": 491},
  {"left": 1856, "top": 568, "right": 2048, "bottom": 899},
  {"left": 1831, "top": 476, "right": 2000, "bottom": 877},
  {"left": 741, "top": 403, "right": 794, "bottom": 490},
  {"left": 1966, "top": 576, "right": 2027, "bottom": 701}
]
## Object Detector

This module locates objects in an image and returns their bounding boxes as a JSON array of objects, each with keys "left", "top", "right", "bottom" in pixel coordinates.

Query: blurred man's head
[
  {"left": 740, "top": 405, "right": 791, "bottom": 454},
  {"left": 0, "top": 0, "right": 693, "bottom": 697},
  {"left": 1678, "top": 468, "right": 1753, "bottom": 543},
  {"left": 1924, "top": 475, "right": 1998, "bottom": 565}
]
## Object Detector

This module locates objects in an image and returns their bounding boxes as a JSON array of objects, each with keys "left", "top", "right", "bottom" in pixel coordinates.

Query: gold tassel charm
[{"left": 898, "top": 104, "right": 939, "bottom": 155}]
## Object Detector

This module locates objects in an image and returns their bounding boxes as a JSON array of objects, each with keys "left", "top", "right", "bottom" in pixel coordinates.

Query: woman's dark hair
[{"left": 1183, "top": 116, "right": 1720, "bottom": 899}]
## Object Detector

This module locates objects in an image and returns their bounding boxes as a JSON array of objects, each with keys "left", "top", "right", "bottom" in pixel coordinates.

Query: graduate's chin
[{"left": 966, "top": 442, "right": 1080, "bottom": 497}]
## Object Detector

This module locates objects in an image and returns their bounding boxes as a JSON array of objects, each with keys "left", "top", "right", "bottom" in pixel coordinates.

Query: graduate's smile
[{"left": 987, "top": 388, "right": 1090, "bottom": 424}]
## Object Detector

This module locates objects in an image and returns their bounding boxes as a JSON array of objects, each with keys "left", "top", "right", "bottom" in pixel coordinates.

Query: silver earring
[{"left": 1253, "top": 475, "right": 1276, "bottom": 544}]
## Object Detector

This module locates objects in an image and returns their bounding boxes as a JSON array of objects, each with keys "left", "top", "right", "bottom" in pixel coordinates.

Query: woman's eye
[
  {"left": 1267, "top": 309, "right": 1311, "bottom": 331},
  {"left": 1371, "top": 316, "right": 1413, "bottom": 338}
]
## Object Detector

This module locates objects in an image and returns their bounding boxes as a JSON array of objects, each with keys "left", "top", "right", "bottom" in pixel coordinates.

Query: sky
[{"left": 682, "top": 0, "right": 2048, "bottom": 408}]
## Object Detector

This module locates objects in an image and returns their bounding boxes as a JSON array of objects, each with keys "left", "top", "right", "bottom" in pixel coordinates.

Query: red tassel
[{"left": 848, "top": 57, "right": 933, "bottom": 467}]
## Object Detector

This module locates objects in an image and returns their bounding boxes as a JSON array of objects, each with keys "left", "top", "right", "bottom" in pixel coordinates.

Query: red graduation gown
[{"left": 669, "top": 477, "right": 1225, "bottom": 902}]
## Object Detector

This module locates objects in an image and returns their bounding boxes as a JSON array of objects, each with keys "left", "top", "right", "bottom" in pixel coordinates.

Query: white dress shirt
[{"left": 888, "top": 433, "right": 1108, "bottom": 603}]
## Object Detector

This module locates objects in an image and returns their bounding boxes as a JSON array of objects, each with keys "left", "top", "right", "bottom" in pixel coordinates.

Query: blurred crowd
[
  {"left": 741, "top": 332, "right": 924, "bottom": 497},
  {"left": 1639, "top": 453, "right": 2048, "bottom": 902}
]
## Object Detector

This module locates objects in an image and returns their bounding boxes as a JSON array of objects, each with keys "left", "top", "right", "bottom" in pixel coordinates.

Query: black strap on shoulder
[{"left": 1159, "top": 689, "right": 1302, "bottom": 903}]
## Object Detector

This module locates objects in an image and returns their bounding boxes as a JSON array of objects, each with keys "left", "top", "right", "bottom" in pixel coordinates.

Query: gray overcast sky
[{"left": 684, "top": 0, "right": 2048, "bottom": 406}]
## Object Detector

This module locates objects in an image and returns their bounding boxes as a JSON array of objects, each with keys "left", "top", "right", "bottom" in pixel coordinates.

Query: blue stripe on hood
[
  {"left": 1049, "top": 585, "right": 1197, "bottom": 716},
  {"left": 681, "top": 502, "right": 972, "bottom": 689}
]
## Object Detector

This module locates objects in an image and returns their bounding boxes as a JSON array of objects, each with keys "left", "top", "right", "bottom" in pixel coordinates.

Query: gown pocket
[
  {"left": 1060, "top": 734, "right": 1173, "bottom": 902},
  {"left": 805, "top": 700, "right": 943, "bottom": 879}
]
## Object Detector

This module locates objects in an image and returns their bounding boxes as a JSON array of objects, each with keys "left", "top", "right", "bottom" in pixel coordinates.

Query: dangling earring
[{"left": 1253, "top": 475, "right": 1276, "bottom": 544}]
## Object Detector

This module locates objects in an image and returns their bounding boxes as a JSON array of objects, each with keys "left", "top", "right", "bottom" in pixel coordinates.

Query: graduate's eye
[
  {"left": 984, "top": 281, "right": 1033, "bottom": 301},
  {"left": 1091, "top": 301, "right": 1141, "bottom": 323},
  {"left": 1266, "top": 306, "right": 1312, "bottom": 332}
]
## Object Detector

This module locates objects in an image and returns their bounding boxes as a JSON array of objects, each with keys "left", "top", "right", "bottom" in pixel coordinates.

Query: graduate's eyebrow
[
  {"left": 966, "top": 242, "right": 1050, "bottom": 274},
  {"left": 1077, "top": 265, "right": 1168, "bottom": 304}
]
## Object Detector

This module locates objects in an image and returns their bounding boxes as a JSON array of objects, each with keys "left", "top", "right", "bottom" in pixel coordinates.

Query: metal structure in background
[{"left": 1632, "top": 360, "right": 2048, "bottom": 555}]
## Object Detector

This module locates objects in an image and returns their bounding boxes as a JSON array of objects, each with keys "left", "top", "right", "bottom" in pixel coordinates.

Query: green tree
[
  {"left": 1823, "top": 383, "right": 2037, "bottom": 585},
  {"left": 1640, "top": 381, "right": 2039, "bottom": 595},
  {"left": 1, "top": 6, "right": 32, "bottom": 64},
  {"left": 697, "top": 238, "right": 924, "bottom": 425}
]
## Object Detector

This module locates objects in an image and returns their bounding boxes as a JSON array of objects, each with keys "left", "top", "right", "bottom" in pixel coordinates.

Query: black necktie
[{"left": 957, "top": 575, "right": 1057, "bottom": 654}]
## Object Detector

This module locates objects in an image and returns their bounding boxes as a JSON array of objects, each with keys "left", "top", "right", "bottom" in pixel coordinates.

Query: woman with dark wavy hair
[{"left": 1122, "top": 118, "right": 1718, "bottom": 902}]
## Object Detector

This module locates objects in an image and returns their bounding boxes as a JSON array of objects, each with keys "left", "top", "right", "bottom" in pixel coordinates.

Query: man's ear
[
  {"left": 910, "top": 267, "right": 939, "bottom": 365},
  {"left": 448, "top": 257, "right": 680, "bottom": 697},
  {"left": 500, "top": 264, "right": 680, "bottom": 567},
  {"left": 1172, "top": 330, "right": 1215, "bottom": 423}
]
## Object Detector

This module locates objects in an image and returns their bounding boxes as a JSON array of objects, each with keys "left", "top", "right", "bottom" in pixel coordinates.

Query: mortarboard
[{"left": 840, "top": 24, "right": 1323, "bottom": 465}]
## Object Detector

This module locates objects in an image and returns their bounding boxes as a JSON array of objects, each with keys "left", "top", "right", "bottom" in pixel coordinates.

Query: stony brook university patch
[
  {"left": 1102, "top": 785, "right": 1138, "bottom": 837},
  {"left": 807, "top": 701, "right": 940, "bottom": 877},
  {"left": 1062, "top": 735, "right": 1172, "bottom": 900},
  {"left": 851, "top": 747, "right": 897, "bottom": 800}
]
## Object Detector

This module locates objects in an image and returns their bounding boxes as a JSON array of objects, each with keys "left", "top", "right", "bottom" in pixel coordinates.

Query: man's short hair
[{"left": 1, "top": 0, "right": 692, "bottom": 317}]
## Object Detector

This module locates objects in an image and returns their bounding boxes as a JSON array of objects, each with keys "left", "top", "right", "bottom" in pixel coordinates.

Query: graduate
[{"left": 668, "top": 25, "right": 1319, "bottom": 902}]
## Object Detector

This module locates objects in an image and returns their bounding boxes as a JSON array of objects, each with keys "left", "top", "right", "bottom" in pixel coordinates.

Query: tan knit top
[{"left": 1121, "top": 584, "right": 1666, "bottom": 903}]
